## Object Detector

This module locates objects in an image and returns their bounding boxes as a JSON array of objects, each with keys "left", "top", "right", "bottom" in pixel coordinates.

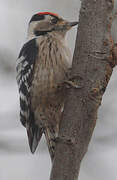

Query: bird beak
[
  {"left": 67, "top": 21, "right": 78, "bottom": 27},
  {"left": 52, "top": 20, "right": 78, "bottom": 31},
  {"left": 61, "top": 20, "right": 78, "bottom": 30},
  {"left": 61, "top": 21, "right": 78, "bottom": 31}
]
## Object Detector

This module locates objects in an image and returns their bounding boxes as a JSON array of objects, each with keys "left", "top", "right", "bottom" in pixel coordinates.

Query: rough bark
[{"left": 50, "top": 0, "right": 115, "bottom": 180}]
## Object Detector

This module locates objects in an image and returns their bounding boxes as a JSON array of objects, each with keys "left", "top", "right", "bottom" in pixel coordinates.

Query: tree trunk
[{"left": 50, "top": 0, "right": 115, "bottom": 180}]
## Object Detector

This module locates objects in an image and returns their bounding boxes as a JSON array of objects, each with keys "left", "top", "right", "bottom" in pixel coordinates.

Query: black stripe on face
[
  {"left": 30, "top": 14, "right": 45, "bottom": 23},
  {"left": 34, "top": 30, "right": 49, "bottom": 36}
]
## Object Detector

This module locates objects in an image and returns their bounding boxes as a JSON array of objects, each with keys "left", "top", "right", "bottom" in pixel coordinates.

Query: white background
[{"left": 0, "top": 0, "right": 117, "bottom": 180}]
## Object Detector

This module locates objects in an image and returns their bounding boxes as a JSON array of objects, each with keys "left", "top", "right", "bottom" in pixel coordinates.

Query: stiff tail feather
[
  {"left": 26, "top": 123, "right": 43, "bottom": 153},
  {"left": 44, "top": 127, "right": 56, "bottom": 161}
]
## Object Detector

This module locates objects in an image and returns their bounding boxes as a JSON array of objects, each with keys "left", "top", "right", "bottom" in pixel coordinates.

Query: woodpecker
[{"left": 16, "top": 12, "right": 78, "bottom": 160}]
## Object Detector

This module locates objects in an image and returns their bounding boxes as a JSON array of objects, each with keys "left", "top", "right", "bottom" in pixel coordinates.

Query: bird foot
[
  {"left": 63, "top": 80, "right": 82, "bottom": 89},
  {"left": 54, "top": 136, "right": 75, "bottom": 145}
]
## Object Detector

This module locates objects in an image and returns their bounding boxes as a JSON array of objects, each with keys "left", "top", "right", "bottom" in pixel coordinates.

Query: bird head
[{"left": 28, "top": 12, "right": 78, "bottom": 39}]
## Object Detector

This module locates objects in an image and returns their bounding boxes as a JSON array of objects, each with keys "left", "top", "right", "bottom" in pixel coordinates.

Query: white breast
[{"left": 30, "top": 34, "right": 72, "bottom": 109}]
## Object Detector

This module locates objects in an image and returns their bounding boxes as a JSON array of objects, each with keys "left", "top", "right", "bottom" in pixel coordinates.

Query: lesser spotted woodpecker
[{"left": 16, "top": 12, "right": 78, "bottom": 160}]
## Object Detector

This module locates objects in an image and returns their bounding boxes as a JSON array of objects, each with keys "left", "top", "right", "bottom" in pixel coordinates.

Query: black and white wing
[{"left": 16, "top": 39, "right": 43, "bottom": 153}]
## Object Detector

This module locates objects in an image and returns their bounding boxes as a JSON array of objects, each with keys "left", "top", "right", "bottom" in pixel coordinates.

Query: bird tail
[
  {"left": 26, "top": 123, "right": 43, "bottom": 153},
  {"left": 44, "top": 127, "right": 57, "bottom": 161}
]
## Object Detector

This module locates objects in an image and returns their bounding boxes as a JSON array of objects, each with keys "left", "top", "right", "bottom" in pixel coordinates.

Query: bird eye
[{"left": 51, "top": 18, "right": 58, "bottom": 24}]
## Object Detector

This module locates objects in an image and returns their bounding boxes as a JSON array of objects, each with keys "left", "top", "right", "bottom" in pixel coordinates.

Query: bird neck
[{"left": 47, "top": 31, "right": 66, "bottom": 44}]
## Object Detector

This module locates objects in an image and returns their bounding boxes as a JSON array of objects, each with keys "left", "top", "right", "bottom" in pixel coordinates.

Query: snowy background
[{"left": 0, "top": 0, "right": 117, "bottom": 180}]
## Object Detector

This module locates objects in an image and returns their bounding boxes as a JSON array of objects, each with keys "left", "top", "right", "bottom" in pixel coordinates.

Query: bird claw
[{"left": 63, "top": 80, "right": 82, "bottom": 89}]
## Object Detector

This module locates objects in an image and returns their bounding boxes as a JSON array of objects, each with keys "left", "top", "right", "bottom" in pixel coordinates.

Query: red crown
[{"left": 37, "top": 12, "right": 58, "bottom": 17}]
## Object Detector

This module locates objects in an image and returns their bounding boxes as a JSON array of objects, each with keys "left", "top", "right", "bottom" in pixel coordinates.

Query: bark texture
[{"left": 50, "top": 0, "right": 115, "bottom": 180}]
